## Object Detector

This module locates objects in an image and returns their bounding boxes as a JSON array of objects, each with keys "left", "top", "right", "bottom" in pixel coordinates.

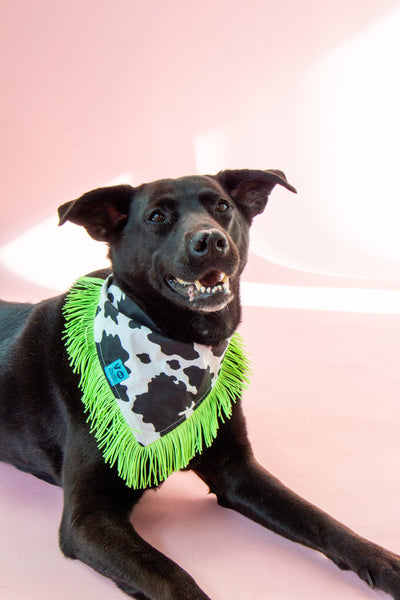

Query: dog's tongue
[{"left": 199, "top": 270, "right": 224, "bottom": 288}]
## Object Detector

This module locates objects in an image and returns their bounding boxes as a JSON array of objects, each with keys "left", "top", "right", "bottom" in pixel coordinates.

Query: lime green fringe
[{"left": 62, "top": 276, "right": 251, "bottom": 489}]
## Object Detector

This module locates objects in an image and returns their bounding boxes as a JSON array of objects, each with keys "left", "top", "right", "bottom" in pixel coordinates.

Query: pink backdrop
[{"left": 1, "top": 2, "right": 400, "bottom": 599}]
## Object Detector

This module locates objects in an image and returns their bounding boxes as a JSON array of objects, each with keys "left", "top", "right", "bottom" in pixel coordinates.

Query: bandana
[{"left": 63, "top": 276, "right": 250, "bottom": 489}]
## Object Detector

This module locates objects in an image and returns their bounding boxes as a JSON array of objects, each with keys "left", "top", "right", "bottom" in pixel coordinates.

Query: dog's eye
[
  {"left": 148, "top": 210, "right": 167, "bottom": 223},
  {"left": 215, "top": 200, "right": 230, "bottom": 213}
]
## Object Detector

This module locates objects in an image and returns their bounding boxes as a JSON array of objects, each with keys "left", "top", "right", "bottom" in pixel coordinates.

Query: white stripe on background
[{"left": 241, "top": 282, "right": 400, "bottom": 314}]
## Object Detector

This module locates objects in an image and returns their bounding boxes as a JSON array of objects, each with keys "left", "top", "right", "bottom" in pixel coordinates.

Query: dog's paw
[{"left": 353, "top": 543, "right": 400, "bottom": 600}]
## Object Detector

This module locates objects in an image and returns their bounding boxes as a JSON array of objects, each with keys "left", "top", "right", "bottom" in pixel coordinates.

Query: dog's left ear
[
  {"left": 213, "top": 169, "right": 297, "bottom": 221},
  {"left": 58, "top": 184, "right": 135, "bottom": 242}
]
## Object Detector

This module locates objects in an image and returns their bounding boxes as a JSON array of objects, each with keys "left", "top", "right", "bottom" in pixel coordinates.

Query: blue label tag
[{"left": 105, "top": 359, "right": 129, "bottom": 386}]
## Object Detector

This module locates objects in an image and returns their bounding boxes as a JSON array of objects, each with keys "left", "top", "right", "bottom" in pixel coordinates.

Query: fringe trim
[{"left": 62, "top": 276, "right": 251, "bottom": 489}]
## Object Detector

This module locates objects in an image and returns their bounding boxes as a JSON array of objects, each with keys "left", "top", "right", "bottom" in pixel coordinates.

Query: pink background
[{"left": 1, "top": 1, "right": 400, "bottom": 598}]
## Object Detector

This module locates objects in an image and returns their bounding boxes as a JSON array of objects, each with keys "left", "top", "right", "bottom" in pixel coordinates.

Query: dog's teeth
[
  {"left": 221, "top": 275, "right": 230, "bottom": 292},
  {"left": 173, "top": 274, "right": 230, "bottom": 297}
]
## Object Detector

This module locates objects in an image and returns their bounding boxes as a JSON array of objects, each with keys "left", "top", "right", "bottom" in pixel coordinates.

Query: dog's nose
[{"left": 189, "top": 229, "right": 229, "bottom": 257}]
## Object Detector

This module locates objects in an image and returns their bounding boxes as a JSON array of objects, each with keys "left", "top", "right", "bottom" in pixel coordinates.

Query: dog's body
[{"left": 1, "top": 169, "right": 399, "bottom": 599}]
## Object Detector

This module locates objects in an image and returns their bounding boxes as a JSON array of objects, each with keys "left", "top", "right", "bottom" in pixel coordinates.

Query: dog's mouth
[{"left": 165, "top": 270, "right": 233, "bottom": 311}]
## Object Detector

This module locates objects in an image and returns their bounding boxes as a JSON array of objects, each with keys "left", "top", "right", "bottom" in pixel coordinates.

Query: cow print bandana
[
  {"left": 94, "top": 276, "right": 230, "bottom": 447},
  {"left": 63, "top": 275, "right": 250, "bottom": 488}
]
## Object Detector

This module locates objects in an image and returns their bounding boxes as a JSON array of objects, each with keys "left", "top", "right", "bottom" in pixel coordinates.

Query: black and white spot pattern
[{"left": 94, "top": 277, "right": 229, "bottom": 447}]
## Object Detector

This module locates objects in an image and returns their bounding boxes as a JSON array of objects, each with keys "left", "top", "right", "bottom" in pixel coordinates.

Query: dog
[{"left": 1, "top": 169, "right": 399, "bottom": 599}]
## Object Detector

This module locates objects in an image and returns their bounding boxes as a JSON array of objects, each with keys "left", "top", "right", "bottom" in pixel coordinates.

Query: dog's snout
[{"left": 189, "top": 229, "right": 229, "bottom": 258}]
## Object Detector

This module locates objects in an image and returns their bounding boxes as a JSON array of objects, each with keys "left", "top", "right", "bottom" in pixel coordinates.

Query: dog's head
[{"left": 58, "top": 170, "right": 296, "bottom": 341}]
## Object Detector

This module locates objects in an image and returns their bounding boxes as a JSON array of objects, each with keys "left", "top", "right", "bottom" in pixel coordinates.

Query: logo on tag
[{"left": 105, "top": 359, "right": 129, "bottom": 386}]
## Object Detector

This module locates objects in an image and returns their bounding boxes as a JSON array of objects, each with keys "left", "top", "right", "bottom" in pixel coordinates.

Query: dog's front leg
[
  {"left": 192, "top": 407, "right": 400, "bottom": 599},
  {"left": 60, "top": 436, "right": 211, "bottom": 600}
]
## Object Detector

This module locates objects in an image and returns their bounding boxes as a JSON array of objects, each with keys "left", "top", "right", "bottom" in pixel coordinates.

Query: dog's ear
[
  {"left": 58, "top": 184, "right": 135, "bottom": 242},
  {"left": 213, "top": 169, "right": 296, "bottom": 221}
]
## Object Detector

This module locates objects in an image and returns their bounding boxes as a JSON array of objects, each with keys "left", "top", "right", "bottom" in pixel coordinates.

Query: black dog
[{"left": 1, "top": 169, "right": 399, "bottom": 599}]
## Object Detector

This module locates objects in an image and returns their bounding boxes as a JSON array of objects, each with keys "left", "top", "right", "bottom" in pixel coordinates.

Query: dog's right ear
[{"left": 58, "top": 184, "right": 135, "bottom": 242}]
